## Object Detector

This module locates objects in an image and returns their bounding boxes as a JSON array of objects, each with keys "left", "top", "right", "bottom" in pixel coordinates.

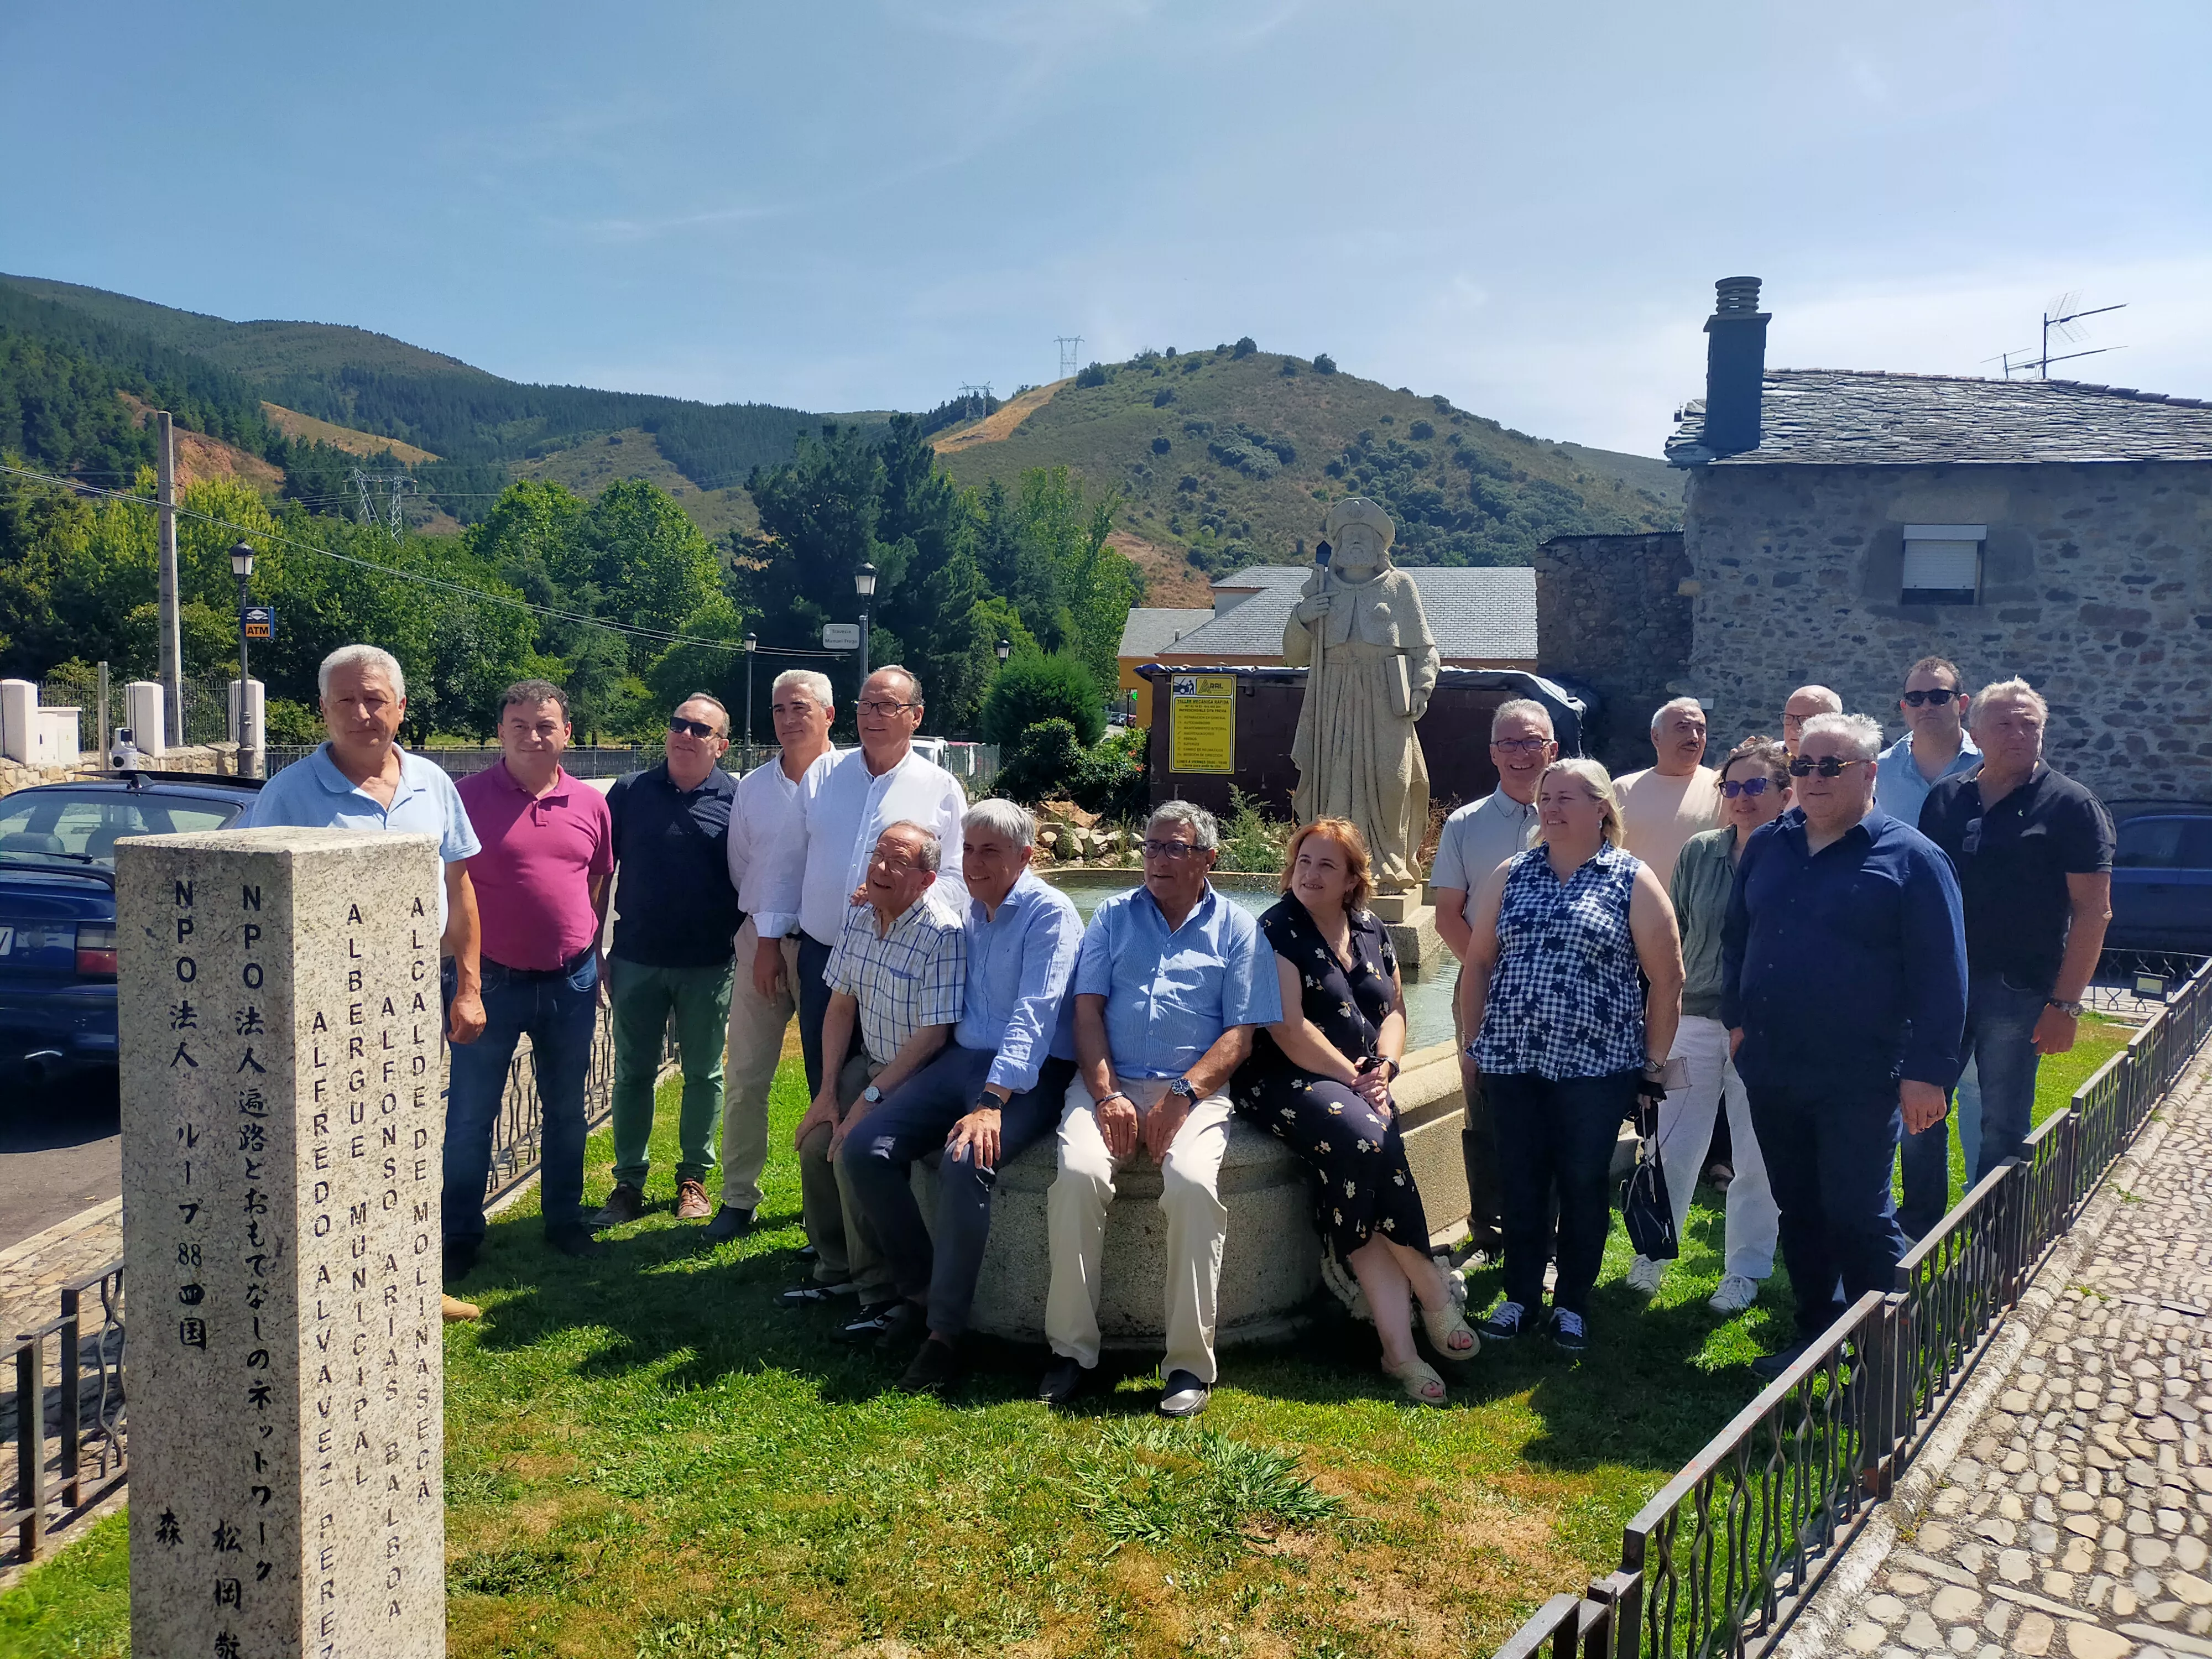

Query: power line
[{"left": 0, "top": 461, "right": 842, "bottom": 659}]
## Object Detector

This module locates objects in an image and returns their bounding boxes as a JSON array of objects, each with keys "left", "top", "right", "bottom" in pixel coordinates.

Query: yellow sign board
[{"left": 1168, "top": 675, "right": 1235, "bottom": 774}]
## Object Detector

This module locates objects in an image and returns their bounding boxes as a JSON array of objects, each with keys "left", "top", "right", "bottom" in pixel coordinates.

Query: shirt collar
[
  {"left": 658, "top": 760, "right": 724, "bottom": 798},
  {"left": 1486, "top": 788, "right": 1538, "bottom": 820},
  {"left": 312, "top": 740, "right": 419, "bottom": 801},
  {"left": 1777, "top": 804, "right": 1877, "bottom": 853},
  {"left": 1135, "top": 880, "right": 1218, "bottom": 935},
  {"left": 494, "top": 759, "right": 570, "bottom": 802},
  {"left": 1901, "top": 731, "right": 1981, "bottom": 768}
]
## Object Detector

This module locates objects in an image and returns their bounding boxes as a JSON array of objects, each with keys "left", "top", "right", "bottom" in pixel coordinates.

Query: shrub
[
  {"left": 1232, "top": 336, "right": 1257, "bottom": 359},
  {"left": 1177, "top": 474, "right": 1200, "bottom": 492},
  {"left": 994, "top": 718, "right": 1087, "bottom": 805},
  {"left": 1408, "top": 419, "right": 1434, "bottom": 440},
  {"left": 1153, "top": 389, "right": 1175, "bottom": 408},
  {"left": 1076, "top": 362, "right": 1109, "bottom": 388},
  {"left": 1279, "top": 357, "right": 1298, "bottom": 376},
  {"left": 1313, "top": 352, "right": 1337, "bottom": 374},
  {"left": 981, "top": 650, "right": 1105, "bottom": 747},
  {"left": 1151, "top": 435, "right": 1172, "bottom": 454},
  {"left": 1219, "top": 787, "right": 1288, "bottom": 873}
]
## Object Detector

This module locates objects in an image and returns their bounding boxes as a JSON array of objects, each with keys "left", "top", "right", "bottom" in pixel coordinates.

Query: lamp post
[
  {"left": 743, "top": 632, "right": 758, "bottom": 750},
  {"left": 229, "top": 539, "right": 257, "bottom": 777},
  {"left": 995, "top": 638, "right": 1012, "bottom": 665},
  {"left": 854, "top": 561, "right": 878, "bottom": 692}
]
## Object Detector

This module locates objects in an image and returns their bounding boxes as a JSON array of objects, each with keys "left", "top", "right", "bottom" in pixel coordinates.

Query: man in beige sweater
[{"left": 1614, "top": 697, "right": 1721, "bottom": 886}]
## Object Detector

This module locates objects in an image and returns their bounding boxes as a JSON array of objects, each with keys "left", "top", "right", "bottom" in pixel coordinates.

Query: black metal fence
[
  {"left": 3, "top": 1261, "right": 127, "bottom": 1566},
  {"left": 262, "top": 740, "right": 1000, "bottom": 789},
  {"left": 1495, "top": 956, "right": 2212, "bottom": 1659}
]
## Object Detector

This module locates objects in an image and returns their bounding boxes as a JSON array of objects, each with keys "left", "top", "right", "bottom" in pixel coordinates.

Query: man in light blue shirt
[
  {"left": 1041, "top": 801, "right": 1281, "bottom": 1420},
  {"left": 1874, "top": 655, "right": 1980, "bottom": 829},
  {"left": 838, "top": 800, "right": 1081, "bottom": 1392},
  {"left": 243, "top": 644, "right": 485, "bottom": 1046}
]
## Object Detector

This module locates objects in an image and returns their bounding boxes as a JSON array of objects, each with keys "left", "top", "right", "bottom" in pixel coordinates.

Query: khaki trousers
[
  {"left": 1046, "top": 1076, "right": 1233, "bottom": 1385},
  {"left": 722, "top": 917, "right": 798, "bottom": 1212},
  {"left": 796, "top": 1053, "right": 893, "bottom": 1296}
]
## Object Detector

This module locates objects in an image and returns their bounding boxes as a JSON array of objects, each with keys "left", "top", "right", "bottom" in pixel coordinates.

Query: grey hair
[
  {"left": 1799, "top": 711, "right": 1882, "bottom": 760},
  {"left": 1650, "top": 695, "right": 1706, "bottom": 735},
  {"left": 676, "top": 691, "right": 729, "bottom": 735},
  {"left": 1968, "top": 677, "right": 2049, "bottom": 728},
  {"left": 1490, "top": 697, "right": 1554, "bottom": 739},
  {"left": 869, "top": 663, "right": 925, "bottom": 707},
  {"left": 1147, "top": 799, "right": 1219, "bottom": 852},
  {"left": 879, "top": 820, "right": 942, "bottom": 874},
  {"left": 962, "top": 798, "right": 1036, "bottom": 849},
  {"left": 319, "top": 643, "right": 406, "bottom": 702},
  {"left": 771, "top": 668, "right": 834, "bottom": 710},
  {"left": 1788, "top": 684, "right": 1844, "bottom": 716}
]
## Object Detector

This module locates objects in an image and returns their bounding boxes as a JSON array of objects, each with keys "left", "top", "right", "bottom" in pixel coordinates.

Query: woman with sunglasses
[{"left": 1626, "top": 737, "right": 1788, "bottom": 1313}]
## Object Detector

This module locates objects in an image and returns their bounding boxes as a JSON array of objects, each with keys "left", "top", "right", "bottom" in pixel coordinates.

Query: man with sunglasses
[
  {"left": 1723, "top": 712, "right": 1966, "bottom": 1380},
  {"left": 594, "top": 693, "right": 743, "bottom": 1229},
  {"left": 1902, "top": 680, "right": 2112, "bottom": 1233},
  {"left": 1874, "top": 658, "right": 1979, "bottom": 828}
]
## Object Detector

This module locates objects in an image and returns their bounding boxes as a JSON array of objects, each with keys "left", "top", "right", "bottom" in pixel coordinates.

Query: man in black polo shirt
[
  {"left": 593, "top": 693, "right": 744, "bottom": 1227},
  {"left": 1901, "top": 677, "right": 2113, "bottom": 1234}
]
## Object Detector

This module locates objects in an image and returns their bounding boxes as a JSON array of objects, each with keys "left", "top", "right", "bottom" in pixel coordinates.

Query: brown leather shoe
[
  {"left": 675, "top": 1179, "right": 713, "bottom": 1222},
  {"left": 591, "top": 1182, "right": 646, "bottom": 1228}
]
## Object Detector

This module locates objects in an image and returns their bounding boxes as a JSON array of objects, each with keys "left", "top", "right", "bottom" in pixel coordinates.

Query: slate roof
[
  {"left": 1117, "top": 607, "right": 1211, "bottom": 659},
  {"left": 1665, "top": 369, "right": 2212, "bottom": 467},
  {"left": 1150, "top": 565, "right": 1537, "bottom": 662}
]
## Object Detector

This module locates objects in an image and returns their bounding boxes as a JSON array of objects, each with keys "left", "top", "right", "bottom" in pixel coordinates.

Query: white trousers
[
  {"left": 1656, "top": 1015, "right": 1778, "bottom": 1281},
  {"left": 721, "top": 917, "right": 799, "bottom": 1212},
  {"left": 1046, "top": 1076, "right": 1233, "bottom": 1384}
]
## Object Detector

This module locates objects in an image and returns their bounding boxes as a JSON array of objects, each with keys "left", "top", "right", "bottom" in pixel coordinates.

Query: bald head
[{"left": 1783, "top": 685, "right": 1843, "bottom": 753}]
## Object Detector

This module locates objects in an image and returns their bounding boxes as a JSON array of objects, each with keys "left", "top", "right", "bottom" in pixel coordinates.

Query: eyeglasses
[
  {"left": 1142, "top": 839, "right": 1206, "bottom": 860},
  {"left": 857, "top": 698, "right": 916, "bottom": 717},
  {"left": 1491, "top": 737, "right": 1552, "bottom": 755},
  {"left": 1901, "top": 688, "right": 1958, "bottom": 707},
  {"left": 667, "top": 717, "right": 722, "bottom": 739},
  {"left": 1720, "top": 776, "right": 1776, "bottom": 799},
  {"left": 1786, "top": 755, "right": 1874, "bottom": 779}
]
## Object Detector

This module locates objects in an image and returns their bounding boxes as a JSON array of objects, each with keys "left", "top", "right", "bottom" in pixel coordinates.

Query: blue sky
[{"left": 5, "top": 1, "right": 2206, "bottom": 455}]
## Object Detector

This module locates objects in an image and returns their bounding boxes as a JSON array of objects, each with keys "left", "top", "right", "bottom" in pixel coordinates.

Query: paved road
[{"left": 0, "top": 1073, "right": 119, "bottom": 1251}]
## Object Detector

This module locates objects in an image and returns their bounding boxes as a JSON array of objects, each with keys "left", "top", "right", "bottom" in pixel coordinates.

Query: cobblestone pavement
[
  {"left": 1800, "top": 1059, "right": 2212, "bottom": 1659},
  {"left": 0, "top": 1197, "right": 121, "bottom": 1342}
]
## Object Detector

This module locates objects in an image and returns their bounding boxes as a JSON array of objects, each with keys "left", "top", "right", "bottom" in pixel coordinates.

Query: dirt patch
[
  {"left": 260, "top": 401, "right": 439, "bottom": 463},
  {"left": 932, "top": 379, "right": 1067, "bottom": 453},
  {"left": 1107, "top": 529, "right": 1212, "bottom": 607},
  {"left": 113, "top": 392, "right": 288, "bottom": 493}
]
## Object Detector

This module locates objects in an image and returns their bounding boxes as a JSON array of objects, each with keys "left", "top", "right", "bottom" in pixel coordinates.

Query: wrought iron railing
[
  {"left": 1493, "top": 956, "right": 2212, "bottom": 1658},
  {"left": 4, "top": 1260, "right": 127, "bottom": 1566}
]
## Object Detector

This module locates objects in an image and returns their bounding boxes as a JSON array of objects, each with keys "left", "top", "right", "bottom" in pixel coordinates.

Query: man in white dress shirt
[
  {"left": 750, "top": 664, "right": 967, "bottom": 1101},
  {"left": 703, "top": 669, "right": 839, "bottom": 1244}
]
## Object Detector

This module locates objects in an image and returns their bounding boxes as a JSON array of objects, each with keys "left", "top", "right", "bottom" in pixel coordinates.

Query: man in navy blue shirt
[{"left": 1722, "top": 712, "right": 1967, "bottom": 1378}]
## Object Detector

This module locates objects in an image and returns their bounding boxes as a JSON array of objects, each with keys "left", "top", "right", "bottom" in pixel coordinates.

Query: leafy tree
[
  {"left": 1232, "top": 336, "right": 1258, "bottom": 359},
  {"left": 1313, "top": 352, "right": 1338, "bottom": 374},
  {"left": 982, "top": 650, "right": 1105, "bottom": 747}
]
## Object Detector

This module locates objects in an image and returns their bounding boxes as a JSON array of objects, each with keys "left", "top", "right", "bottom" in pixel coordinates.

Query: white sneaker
[
  {"left": 1625, "top": 1255, "right": 1665, "bottom": 1296},
  {"left": 1709, "top": 1274, "right": 1759, "bottom": 1314}
]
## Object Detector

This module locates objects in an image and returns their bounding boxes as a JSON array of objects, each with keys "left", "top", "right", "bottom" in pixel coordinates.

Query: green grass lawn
[{"left": 2, "top": 1021, "right": 2128, "bottom": 1659}]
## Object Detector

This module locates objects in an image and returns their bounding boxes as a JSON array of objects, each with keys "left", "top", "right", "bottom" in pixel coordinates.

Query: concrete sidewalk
[
  {"left": 1787, "top": 1053, "right": 2212, "bottom": 1659},
  {"left": 0, "top": 1196, "right": 121, "bottom": 1342}
]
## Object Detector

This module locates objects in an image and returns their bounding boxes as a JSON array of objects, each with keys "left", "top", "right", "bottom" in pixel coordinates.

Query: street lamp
[
  {"left": 743, "top": 632, "right": 758, "bottom": 748},
  {"left": 229, "top": 540, "right": 257, "bottom": 776},
  {"left": 995, "top": 638, "right": 1012, "bottom": 664},
  {"left": 854, "top": 561, "right": 878, "bottom": 688}
]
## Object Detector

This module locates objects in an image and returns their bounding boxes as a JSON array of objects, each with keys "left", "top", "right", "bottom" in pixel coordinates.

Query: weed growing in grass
[{"left": 1068, "top": 1421, "right": 1346, "bottom": 1556}]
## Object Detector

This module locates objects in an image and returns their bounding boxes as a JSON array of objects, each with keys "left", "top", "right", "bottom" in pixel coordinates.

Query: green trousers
[{"left": 609, "top": 956, "right": 735, "bottom": 1187}]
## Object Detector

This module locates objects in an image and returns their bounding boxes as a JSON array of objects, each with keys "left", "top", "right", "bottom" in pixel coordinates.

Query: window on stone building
[{"left": 1900, "top": 524, "right": 1985, "bottom": 605}]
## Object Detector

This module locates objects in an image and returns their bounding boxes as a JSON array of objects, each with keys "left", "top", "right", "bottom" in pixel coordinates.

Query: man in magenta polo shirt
[{"left": 444, "top": 680, "right": 615, "bottom": 1277}]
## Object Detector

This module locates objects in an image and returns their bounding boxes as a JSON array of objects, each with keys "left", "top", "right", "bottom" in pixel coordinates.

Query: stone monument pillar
[{"left": 118, "top": 826, "right": 446, "bottom": 1659}]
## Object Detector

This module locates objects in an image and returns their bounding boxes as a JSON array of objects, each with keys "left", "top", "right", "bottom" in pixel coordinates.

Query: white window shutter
[{"left": 1901, "top": 524, "right": 1984, "bottom": 599}]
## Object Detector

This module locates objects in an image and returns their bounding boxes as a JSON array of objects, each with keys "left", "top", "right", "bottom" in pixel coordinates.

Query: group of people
[
  {"left": 242, "top": 636, "right": 2114, "bottom": 1406},
  {"left": 1431, "top": 659, "right": 2112, "bottom": 1377}
]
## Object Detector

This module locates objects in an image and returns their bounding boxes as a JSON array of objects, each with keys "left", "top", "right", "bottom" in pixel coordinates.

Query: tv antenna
[
  {"left": 1055, "top": 335, "right": 1084, "bottom": 380},
  {"left": 957, "top": 382, "right": 993, "bottom": 422},
  {"left": 1986, "top": 292, "right": 2126, "bottom": 379}
]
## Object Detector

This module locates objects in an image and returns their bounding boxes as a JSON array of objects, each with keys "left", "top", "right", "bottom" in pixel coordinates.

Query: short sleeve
[
  {"left": 2065, "top": 789, "right": 2116, "bottom": 874},
  {"left": 1072, "top": 909, "right": 1116, "bottom": 999},
  {"left": 587, "top": 795, "right": 616, "bottom": 885},
  {"left": 1376, "top": 920, "right": 1398, "bottom": 981},
  {"left": 1431, "top": 816, "right": 1468, "bottom": 892},
  {"left": 436, "top": 773, "right": 481, "bottom": 864},
  {"left": 1217, "top": 909, "right": 1285, "bottom": 1028}
]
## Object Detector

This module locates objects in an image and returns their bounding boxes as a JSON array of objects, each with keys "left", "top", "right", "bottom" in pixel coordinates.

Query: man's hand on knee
[{"left": 1095, "top": 1088, "right": 1139, "bottom": 1159}]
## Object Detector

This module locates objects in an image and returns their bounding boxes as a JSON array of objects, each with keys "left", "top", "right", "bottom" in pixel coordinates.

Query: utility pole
[{"left": 155, "top": 411, "right": 184, "bottom": 747}]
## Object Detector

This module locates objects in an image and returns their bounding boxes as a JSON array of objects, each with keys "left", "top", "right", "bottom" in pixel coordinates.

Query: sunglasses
[
  {"left": 1901, "top": 688, "right": 1958, "bottom": 707},
  {"left": 1720, "top": 776, "right": 1777, "bottom": 799},
  {"left": 667, "top": 716, "right": 721, "bottom": 739},
  {"left": 1786, "top": 755, "right": 1874, "bottom": 779}
]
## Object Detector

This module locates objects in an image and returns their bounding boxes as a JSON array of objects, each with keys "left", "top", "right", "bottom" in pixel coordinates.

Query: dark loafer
[
  {"left": 590, "top": 1183, "right": 646, "bottom": 1229},
  {"left": 545, "top": 1223, "right": 607, "bottom": 1260},
  {"left": 834, "top": 1301, "right": 901, "bottom": 1343},
  {"left": 1157, "top": 1368, "right": 1210, "bottom": 1418},
  {"left": 700, "top": 1205, "right": 755, "bottom": 1245},
  {"left": 1038, "top": 1356, "right": 1093, "bottom": 1407},
  {"left": 873, "top": 1301, "right": 927, "bottom": 1352},
  {"left": 897, "top": 1336, "right": 962, "bottom": 1395}
]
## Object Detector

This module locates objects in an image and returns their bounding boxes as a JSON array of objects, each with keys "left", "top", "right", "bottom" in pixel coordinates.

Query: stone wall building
[
  {"left": 1530, "top": 531, "right": 1690, "bottom": 773},
  {"left": 1663, "top": 277, "right": 2212, "bottom": 809}
]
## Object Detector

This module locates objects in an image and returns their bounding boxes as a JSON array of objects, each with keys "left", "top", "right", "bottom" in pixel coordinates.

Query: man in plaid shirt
[{"left": 781, "top": 821, "right": 966, "bottom": 1319}]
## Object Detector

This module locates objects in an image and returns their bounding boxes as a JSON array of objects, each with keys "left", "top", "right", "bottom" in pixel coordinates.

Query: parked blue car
[
  {"left": 2108, "top": 811, "right": 2212, "bottom": 957},
  {"left": 0, "top": 773, "right": 260, "bottom": 1085}
]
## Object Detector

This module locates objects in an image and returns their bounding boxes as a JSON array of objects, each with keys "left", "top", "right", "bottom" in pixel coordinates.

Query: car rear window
[
  {"left": 0, "top": 790, "right": 242, "bottom": 862},
  {"left": 2114, "top": 817, "right": 2212, "bottom": 871}
]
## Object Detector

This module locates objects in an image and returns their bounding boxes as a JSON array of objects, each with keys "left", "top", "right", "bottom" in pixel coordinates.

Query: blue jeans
[
  {"left": 1747, "top": 1078, "right": 1907, "bottom": 1340},
  {"left": 838, "top": 1045, "right": 1076, "bottom": 1338},
  {"left": 444, "top": 953, "right": 600, "bottom": 1244},
  {"left": 1898, "top": 973, "right": 2044, "bottom": 1237},
  {"left": 1485, "top": 1070, "right": 1638, "bottom": 1317}
]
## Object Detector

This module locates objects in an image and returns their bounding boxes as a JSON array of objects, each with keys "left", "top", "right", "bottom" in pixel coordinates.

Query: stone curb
[
  {"left": 1778, "top": 1039, "right": 2212, "bottom": 1659},
  {"left": 0, "top": 1196, "right": 122, "bottom": 1274}
]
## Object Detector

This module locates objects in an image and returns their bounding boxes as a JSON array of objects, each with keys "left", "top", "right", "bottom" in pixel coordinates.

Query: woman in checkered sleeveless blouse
[{"left": 1457, "top": 759, "right": 1684, "bottom": 1355}]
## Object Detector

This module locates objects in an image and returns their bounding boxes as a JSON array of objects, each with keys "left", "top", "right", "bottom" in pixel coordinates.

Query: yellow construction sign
[{"left": 1168, "top": 674, "right": 1235, "bottom": 774}]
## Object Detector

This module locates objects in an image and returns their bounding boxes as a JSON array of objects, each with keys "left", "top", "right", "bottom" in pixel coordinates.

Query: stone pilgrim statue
[{"left": 1283, "top": 497, "right": 1439, "bottom": 890}]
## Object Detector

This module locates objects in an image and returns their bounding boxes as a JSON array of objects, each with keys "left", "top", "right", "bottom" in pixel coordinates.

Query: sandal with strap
[
  {"left": 1421, "top": 1301, "right": 1481, "bottom": 1362},
  {"left": 1383, "top": 1355, "right": 1448, "bottom": 1406}
]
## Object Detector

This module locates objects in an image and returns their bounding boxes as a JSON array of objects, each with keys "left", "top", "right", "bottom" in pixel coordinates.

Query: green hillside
[
  {"left": 517, "top": 427, "right": 759, "bottom": 541},
  {"left": 934, "top": 343, "right": 1681, "bottom": 573}
]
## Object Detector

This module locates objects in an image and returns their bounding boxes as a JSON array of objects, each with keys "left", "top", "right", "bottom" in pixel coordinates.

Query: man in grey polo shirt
[{"left": 1431, "top": 697, "right": 1554, "bottom": 1258}]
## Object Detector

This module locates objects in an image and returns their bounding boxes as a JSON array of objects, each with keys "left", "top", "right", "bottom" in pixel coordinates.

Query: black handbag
[{"left": 1619, "top": 1131, "right": 1679, "bottom": 1261}]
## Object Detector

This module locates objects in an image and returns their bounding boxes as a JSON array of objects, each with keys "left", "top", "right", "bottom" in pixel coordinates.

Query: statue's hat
[{"left": 1322, "top": 495, "right": 1395, "bottom": 550}]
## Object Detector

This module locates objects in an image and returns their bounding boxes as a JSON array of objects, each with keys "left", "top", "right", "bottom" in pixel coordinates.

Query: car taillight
[{"left": 76, "top": 922, "right": 117, "bottom": 978}]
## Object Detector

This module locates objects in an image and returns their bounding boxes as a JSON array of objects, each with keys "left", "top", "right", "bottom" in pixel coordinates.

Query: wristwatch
[
  {"left": 2046, "top": 998, "right": 2085, "bottom": 1018},
  {"left": 861, "top": 1083, "right": 884, "bottom": 1105},
  {"left": 1167, "top": 1078, "right": 1199, "bottom": 1105}
]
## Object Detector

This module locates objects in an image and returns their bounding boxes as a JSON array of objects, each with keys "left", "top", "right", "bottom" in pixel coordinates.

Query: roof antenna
[{"left": 1985, "top": 292, "right": 2127, "bottom": 379}]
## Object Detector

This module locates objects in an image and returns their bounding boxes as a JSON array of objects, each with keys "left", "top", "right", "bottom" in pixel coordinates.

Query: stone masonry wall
[
  {"left": 0, "top": 744, "right": 243, "bottom": 800},
  {"left": 1679, "top": 460, "right": 2212, "bottom": 807},
  {"left": 1531, "top": 531, "right": 1692, "bottom": 774}
]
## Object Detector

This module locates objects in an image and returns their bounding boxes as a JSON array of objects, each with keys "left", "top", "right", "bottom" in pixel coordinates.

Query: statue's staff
[{"left": 1306, "top": 537, "right": 1333, "bottom": 706}]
